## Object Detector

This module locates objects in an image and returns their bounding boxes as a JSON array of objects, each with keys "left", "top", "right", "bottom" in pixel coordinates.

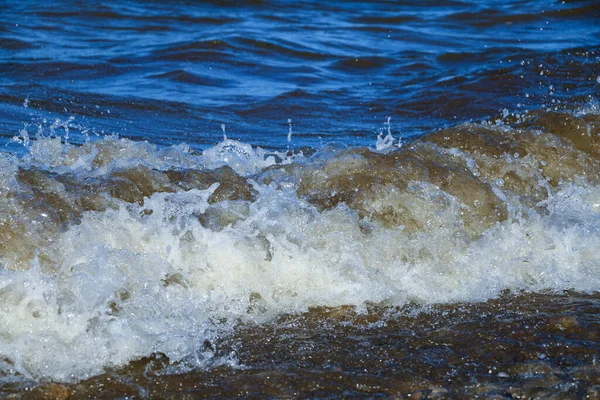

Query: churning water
[{"left": 1, "top": 1, "right": 600, "bottom": 398}]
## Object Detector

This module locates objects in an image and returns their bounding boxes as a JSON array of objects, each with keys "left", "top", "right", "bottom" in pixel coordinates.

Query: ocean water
[{"left": 1, "top": 0, "right": 600, "bottom": 398}]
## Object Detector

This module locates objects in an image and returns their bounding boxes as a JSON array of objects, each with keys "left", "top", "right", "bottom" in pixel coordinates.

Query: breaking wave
[{"left": 1, "top": 107, "right": 599, "bottom": 381}]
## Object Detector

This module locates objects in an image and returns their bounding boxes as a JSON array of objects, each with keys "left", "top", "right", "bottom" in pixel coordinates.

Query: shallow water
[
  {"left": 2, "top": 292, "right": 599, "bottom": 399},
  {"left": 1, "top": 0, "right": 600, "bottom": 398}
]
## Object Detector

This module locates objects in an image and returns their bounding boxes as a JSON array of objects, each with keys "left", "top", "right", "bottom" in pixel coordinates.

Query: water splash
[
  {"left": 0, "top": 107, "right": 599, "bottom": 382},
  {"left": 375, "top": 116, "right": 400, "bottom": 150}
]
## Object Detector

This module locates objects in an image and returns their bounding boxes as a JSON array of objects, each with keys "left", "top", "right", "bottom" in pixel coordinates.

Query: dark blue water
[{"left": 1, "top": 0, "right": 599, "bottom": 152}]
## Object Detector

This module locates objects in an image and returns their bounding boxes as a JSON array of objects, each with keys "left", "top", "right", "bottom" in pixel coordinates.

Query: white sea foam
[
  {"left": 19, "top": 134, "right": 288, "bottom": 178},
  {"left": 0, "top": 127, "right": 599, "bottom": 382}
]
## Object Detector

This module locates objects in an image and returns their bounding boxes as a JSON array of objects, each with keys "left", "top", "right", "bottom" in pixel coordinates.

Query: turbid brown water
[
  {"left": 2, "top": 292, "right": 598, "bottom": 399},
  {"left": 1, "top": 111, "right": 599, "bottom": 398}
]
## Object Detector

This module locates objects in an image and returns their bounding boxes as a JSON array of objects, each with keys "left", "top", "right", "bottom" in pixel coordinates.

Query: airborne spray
[{"left": 221, "top": 123, "right": 227, "bottom": 141}]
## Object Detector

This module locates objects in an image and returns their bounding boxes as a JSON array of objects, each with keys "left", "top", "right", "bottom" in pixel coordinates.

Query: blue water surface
[{"left": 0, "top": 0, "right": 599, "bottom": 152}]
